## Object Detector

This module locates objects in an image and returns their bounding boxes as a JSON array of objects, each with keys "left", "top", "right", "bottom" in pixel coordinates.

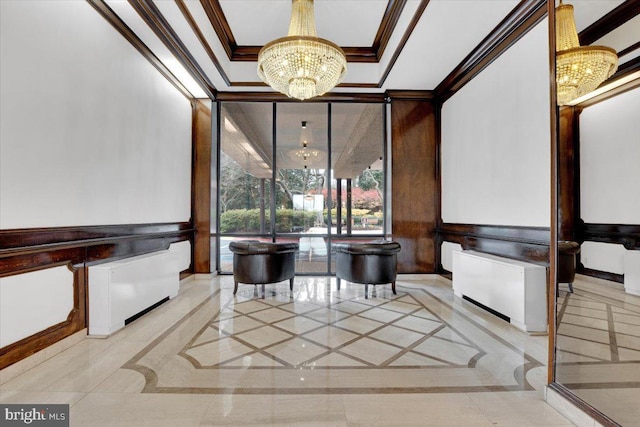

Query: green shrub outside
[{"left": 220, "top": 209, "right": 316, "bottom": 233}]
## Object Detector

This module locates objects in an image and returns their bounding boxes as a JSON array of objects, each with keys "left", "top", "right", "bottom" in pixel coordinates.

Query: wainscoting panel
[
  {"left": 0, "top": 222, "right": 193, "bottom": 369},
  {"left": 0, "top": 265, "right": 75, "bottom": 348},
  {"left": 579, "top": 223, "right": 640, "bottom": 250},
  {"left": 439, "top": 223, "right": 550, "bottom": 267},
  {"left": 0, "top": 249, "right": 86, "bottom": 370}
]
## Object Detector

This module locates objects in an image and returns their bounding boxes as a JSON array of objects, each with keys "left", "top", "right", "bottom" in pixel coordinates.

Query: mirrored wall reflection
[
  {"left": 217, "top": 102, "right": 386, "bottom": 274},
  {"left": 554, "top": 83, "right": 640, "bottom": 424}
]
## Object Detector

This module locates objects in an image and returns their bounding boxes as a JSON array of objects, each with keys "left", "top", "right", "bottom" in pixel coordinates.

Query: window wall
[{"left": 216, "top": 102, "right": 386, "bottom": 275}]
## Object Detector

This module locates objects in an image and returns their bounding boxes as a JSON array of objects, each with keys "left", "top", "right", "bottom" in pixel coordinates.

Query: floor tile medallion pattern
[{"left": 124, "top": 278, "right": 542, "bottom": 394}]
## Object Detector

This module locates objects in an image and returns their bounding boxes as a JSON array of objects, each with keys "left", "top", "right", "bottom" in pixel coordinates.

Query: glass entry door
[{"left": 216, "top": 101, "right": 386, "bottom": 275}]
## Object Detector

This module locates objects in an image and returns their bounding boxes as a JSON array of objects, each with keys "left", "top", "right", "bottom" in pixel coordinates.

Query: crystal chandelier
[
  {"left": 288, "top": 121, "right": 323, "bottom": 168},
  {"left": 257, "top": 0, "right": 347, "bottom": 100},
  {"left": 556, "top": 1, "right": 618, "bottom": 106},
  {"left": 289, "top": 146, "right": 322, "bottom": 169}
]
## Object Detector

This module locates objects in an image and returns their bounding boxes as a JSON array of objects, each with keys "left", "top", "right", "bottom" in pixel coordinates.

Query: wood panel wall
[
  {"left": 192, "top": 99, "right": 212, "bottom": 274},
  {"left": 389, "top": 94, "right": 437, "bottom": 273},
  {"left": 558, "top": 106, "right": 579, "bottom": 242}
]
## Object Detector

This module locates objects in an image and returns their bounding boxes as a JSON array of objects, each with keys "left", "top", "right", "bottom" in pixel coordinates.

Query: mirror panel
[{"left": 554, "top": 2, "right": 640, "bottom": 423}]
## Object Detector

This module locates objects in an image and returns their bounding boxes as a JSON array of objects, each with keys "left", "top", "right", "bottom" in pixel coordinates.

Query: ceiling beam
[
  {"left": 575, "top": 56, "right": 640, "bottom": 108},
  {"left": 87, "top": 0, "right": 194, "bottom": 99},
  {"left": 214, "top": 92, "right": 386, "bottom": 103},
  {"left": 199, "top": 0, "right": 407, "bottom": 63},
  {"left": 377, "top": 0, "right": 430, "bottom": 88},
  {"left": 129, "top": 0, "right": 217, "bottom": 99},
  {"left": 176, "top": 0, "right": 230, "bottom": 86},
  {"left": 579, "top": 0, "right": 640, "bottom": 46}
]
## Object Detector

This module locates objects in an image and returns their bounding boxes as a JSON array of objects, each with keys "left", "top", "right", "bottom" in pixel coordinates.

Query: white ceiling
[
  {"left": 100, "top": 0, "right": 637, "bottom": 100},
  {"left": 97, "top": 0, "right": 638, "bottom": 176}
]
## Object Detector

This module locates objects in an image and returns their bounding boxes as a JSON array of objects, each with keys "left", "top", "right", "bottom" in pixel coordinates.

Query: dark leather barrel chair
[
  {"left": 558, "top": 241, "right": 581, "bottom": 293},
  {"left": 334, "top": 241, "right": 401, "bottom": 299},
  {"left": 229, "top": 241, "right": 299, "bottom": 297}
]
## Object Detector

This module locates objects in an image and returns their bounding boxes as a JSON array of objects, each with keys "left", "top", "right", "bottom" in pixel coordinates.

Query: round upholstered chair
[
  {"left": 229, "top": 240, "right": 299, "bottom": 297},
  {"left": 558, "top": 241, "right": 581, "bottom": 293},
  {"left": 333, "top": 240, "right": 401, "bottom": 299}
]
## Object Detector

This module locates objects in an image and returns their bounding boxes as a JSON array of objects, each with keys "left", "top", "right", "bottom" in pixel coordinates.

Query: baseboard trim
[
  {"left": 545, "top": 383, "right": 621, "bottom": 427},
  {"left": 0, "top": 329, "right": 87, "bottom": 385}
]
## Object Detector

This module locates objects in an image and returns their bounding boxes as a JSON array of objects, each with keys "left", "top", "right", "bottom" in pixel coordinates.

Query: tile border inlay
[{"left": 122, "top": 279, "right": 543, "bottom": 394}]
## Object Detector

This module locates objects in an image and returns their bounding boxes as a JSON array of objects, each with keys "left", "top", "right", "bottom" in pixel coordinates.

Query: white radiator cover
[
  {"left": 624, "top": 250, "right": 640, "bottom": 296},
  {"left": 452, "top": 250, "right": 547, "bottom": 333},
  {"left": 88, "top": 249, "right": 182, "bottom": 336}
]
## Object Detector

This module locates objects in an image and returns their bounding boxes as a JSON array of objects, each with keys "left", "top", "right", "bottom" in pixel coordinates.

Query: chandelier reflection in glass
[
  {"left": 257, "top": 0, "right": 347, "bottom": 101},
  {"left": 288, "top": 121, "right": 323, "bottom": 169},
  {"left": 556, "top": 1, "right": 618, "bottom": 106}
]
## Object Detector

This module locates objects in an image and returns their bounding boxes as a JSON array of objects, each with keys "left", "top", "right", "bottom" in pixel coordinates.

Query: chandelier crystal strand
[
  {"left": 257, "top": 0, "right": 347, "bottom": 100},
  {"left": 288, "top": 0, "right": 316, "bottom": 36},
  {"left": 555, "top": 3, "right": 617, "bottom": 105}
]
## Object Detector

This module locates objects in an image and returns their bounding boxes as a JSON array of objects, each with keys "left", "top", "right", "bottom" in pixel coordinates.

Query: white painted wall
[
  {"left": 579, "top": 87, "right": 640, "bottom": 277},
  {"left": 580, "top": 242, "right": 626, "bottom": 275},
  {"left": 0, "top": 1, "right": 193, "bottom": 349},
  {"left": 580, "top": 88, "right": 640, "bottom": 224},
  {"left": 0, "top": 1, "right": 192, "bottom": 229},
  {"left": 441, "top": 20, "right": 550, "bottom": 227}
]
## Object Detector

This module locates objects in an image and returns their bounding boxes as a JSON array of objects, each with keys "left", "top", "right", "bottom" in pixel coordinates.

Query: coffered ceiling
[{"left": 91, "top": 0, "right": 639, "bottom": 100}]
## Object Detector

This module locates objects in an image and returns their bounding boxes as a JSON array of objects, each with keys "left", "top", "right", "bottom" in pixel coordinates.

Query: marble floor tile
[
  {"left": 0, "top": 390, "right": 86, "bottom": 406},
  {"left": 199, "top": 394, "right": 347, "bottom": 426},
  {"left": 554, "top": 275, "right": 640, "bottom": 426},
  {"left": 302, "top": 326, "right": 359, "bottom": 348},
  {"left": 557, "top": 323, "right": 611, "bottom": 345},
  {"left": 263, "top": 337, "right": 328, "bottom": 366},
  {"left": 560, "top": 313, "right": 609, "bottom": 331},
  {"left": 358, "top": 306, "right": 407, "bottom": 323},
  {"left": 343, "top": 393, "right": 494, "bottom": 427},
  {"left": 338, "top": 337, "right": 402, "bottom": 365},
  {"left": 0, "top": 276, "right": 579, "bottom": 426},
  {"left": 369, "top": 325, "right": 425, "bottom": 348},
  {"left": 246, "top": 307, "right": 296, "bottom": 324},
  {"left": 332, "top": 315, "right": 384, "bottom": 334},
  {"left": 330, "top": 300, "right": 370, "bottom": 314},
  {"left": 70, "top": 393, "right": 213, "bottom": 427},
  {"left": 273, "top": 316, "right": 326, "bottom": 334},
  {"left": 304, "top": 307, "right": 352, "bottom": 323},
  {"left": 184, "top": 337, "right": 254, "bottom": 366},
  {"left": 213, "top": 315, "right": 264, "bottom": 335},
  {"left": 234, "top": 325, "right": 293, "bottom": 348},
  {"left": 277, "top": 300, "right": 324, "bottom": 315},
  {"left": 563, "top": 305, "right": 609, "bottom": 320},
  {"left": 392, "top": 314, "right": 443, "bottom": 334},
  {"left": 378, "top": 299, "right": 422, "bottom": 314},
  {"left": 413, "top": 336, "right": 480, "bottom": 366}
]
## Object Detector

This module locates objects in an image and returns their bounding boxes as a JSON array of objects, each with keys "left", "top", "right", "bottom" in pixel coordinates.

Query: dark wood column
[
  {"left": 389, "top": 92, "right": 438, "bottom": 273},
  {"left": 558, "top": 106, "right": 580, "bottom": 242},
  {"left": 192, "top": 99, "right": 212, "bottom": 273}
]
